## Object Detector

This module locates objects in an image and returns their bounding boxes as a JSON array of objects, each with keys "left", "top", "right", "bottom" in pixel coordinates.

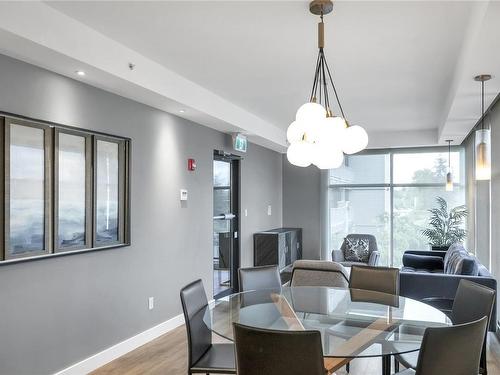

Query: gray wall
[
  {"left": 488, "top": 99, "right": 500, "bottom": 326},
  {"left": 0, "top": 54, "right": 282, "bottom": 374},
  {"left": 282, "top": 159, "right": 321, "bottom": 260},
  {"left": 463, "top": 97, "right": 500, "bottom": 326},
  {"left": 464, "top": 132, "right": 477, "bottom": 253},
  {"left": 463, "top": 131, "right": 490, "bottom": 267}
]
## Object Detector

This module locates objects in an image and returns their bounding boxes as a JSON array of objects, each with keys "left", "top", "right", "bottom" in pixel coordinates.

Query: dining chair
[
  {"left": 347, "top": 265, "right": 399, "bottom": 374},
  {"left": 290, "top": 260, "right": 349, "bottom": 288},
  {"left": 238, "top": 265, "right": 282, "bottom": 292},
  {"left": 349, "top": 265, "right": 399, "bottom": 295},
  {"left": 233, "top": 322, "right": 326, "bottom": 375},
  {"left": 394, "top": 317, "right": 488, "bottom": 375},
  {"left": 395, "top": 279, "right": 495, "bottom": 374},
  {"left": 180, "top": 279, "right": 236, "bottom": 374}
]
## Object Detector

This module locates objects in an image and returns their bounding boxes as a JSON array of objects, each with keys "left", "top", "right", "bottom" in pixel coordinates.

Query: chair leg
[
  {"left": 382, "top": 355, "right": 391, "bottom": 375},
  {"left": 394, "top": 356, "right": 399, "bottom": 372},
  {"left": 480, "top": 335, "right": 487, "bottom": 374}
]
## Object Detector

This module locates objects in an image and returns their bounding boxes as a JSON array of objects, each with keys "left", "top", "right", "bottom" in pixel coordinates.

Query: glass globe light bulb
[
  {"left": 286, "top": 121, "right": 307, "bottom": 144},
  {"left": 312, "top": 143, "right": 344, "bottom": 169},
  {"left": 317, "top": 116, "right": 347, "bottom": 148},
  {"left": 342, "top": 125, "right": 369, "bottom": 154},
  {"left": 296, "top": 102, "right": 326, "bottom": 124},
  {"left": 286, "top": 141, "right": 313, "bottom": 167}
]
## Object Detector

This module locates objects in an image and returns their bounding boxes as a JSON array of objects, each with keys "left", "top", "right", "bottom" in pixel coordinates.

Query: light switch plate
[
  {"left": 148, "top": 297, "right": 154, "bottom": 310},
  {"left": 267, "top": 205, "right": 272, "bottom": 216},
  {"left": 180, "top": 189, "right": 188, "bottom": 201}
]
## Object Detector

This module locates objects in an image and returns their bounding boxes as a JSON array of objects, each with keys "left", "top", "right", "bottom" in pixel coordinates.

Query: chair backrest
[
  {"left": 233, "top": 323, "right": 326, "bottom": 375},
  {"left": 415, "top": 317, "right": 488, "bottom": 375},
  {"left": 290, "top": 260, "right": 349, "bottom": 288},
  {"left": 341, "top": 234, "right": 378, "bottom": 253},
  {"left": 451, "top": 279, "right": 496, "bottom": 325},
  {"left": 239, "top": 265, "right": 282, "bottom": 292},
  {"left": 179, "top": 279, "right": 211, "bottom": 367},
  {"left": 349, "top": 265, "right": 399, "bottom": 295}
]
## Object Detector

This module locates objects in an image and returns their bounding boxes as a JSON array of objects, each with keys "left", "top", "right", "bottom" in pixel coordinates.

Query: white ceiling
[{"left": 0, "top": 1, "right": 499, "bottom": 151}]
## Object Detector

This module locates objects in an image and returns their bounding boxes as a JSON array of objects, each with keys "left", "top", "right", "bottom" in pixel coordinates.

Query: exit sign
[{"left": 233, "top": 133, "right": 247, "bottom": 153}]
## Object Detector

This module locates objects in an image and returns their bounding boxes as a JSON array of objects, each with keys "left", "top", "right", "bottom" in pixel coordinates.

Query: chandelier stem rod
[
  {"left": 481, "top": 80, "right": 485, "bottom": 130},
  {"left": 318, "top": 17, "right": 325, "bottom": 49},
  {"left": 320, "top": 52, "right": 330, "bottom": 113},
  {"left": 309, "top": 51, "right": 322, "bottom": 102},
  {"left": 318, "top": 58, "right": 322, "bottom": 104},
  {"left": 323, "top": 53, "right": 347, "bottom": 120}
]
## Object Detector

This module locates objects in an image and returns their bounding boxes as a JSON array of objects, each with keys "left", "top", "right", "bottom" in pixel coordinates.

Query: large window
[
  {"left": 1, "top": 115, "right": 130, "bottom": 262},
  {"left": 329, "top": 148, "right": 465, "bottom": 266}
]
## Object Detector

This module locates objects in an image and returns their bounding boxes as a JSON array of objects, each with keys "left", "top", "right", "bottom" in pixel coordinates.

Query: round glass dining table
[{"left": 204, "top": 287, "right": 451, "bottom": 374}]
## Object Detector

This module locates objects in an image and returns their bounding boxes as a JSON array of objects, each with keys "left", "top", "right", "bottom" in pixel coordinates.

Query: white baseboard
[{"left": 54, "top": 313, "right": 185, "bottom": 375}]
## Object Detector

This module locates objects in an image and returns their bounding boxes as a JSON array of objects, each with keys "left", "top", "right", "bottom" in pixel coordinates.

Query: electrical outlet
[
  {"left": 267, "top": 205, "right": 272, "bottom": 216},
  {"left": 148, "top": 297, "right": 154, "bottom": 310},
  {"left": 244, "top": 209, "right": 248, "bottom": 217}
]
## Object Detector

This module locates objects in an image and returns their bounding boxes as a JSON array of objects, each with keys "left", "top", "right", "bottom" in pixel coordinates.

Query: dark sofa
[{"left": 399, "top": 244, "right": 497, "bottom": 331}]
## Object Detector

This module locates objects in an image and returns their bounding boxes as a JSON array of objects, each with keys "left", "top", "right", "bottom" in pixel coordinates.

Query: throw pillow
[
  {"left": 343, "top": 237, "right": 370, "bottom": 263},
  {"left": 444, "top": 243, "right": 464, "bottom": 273}
]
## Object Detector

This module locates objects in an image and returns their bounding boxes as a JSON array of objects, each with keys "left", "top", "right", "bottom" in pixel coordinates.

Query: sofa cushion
[
  {"left": 343, "top": 237, "right": 370, "bottom": 263},
  {"left": 443, "top": 243, "right": 464, "bottom": 273},
  {"left": 403, "top": 253, "right": 444, "bottom": 270},
  {"left": 443, "top": 245, "right": 479, "bottom": 276},
  {"left": 401, "top": 266, "right": 443, "bottom": 274}
]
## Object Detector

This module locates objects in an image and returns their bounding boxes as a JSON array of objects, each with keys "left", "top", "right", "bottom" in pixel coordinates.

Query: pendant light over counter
[
  {"left": 286, "top": 0, "right": 368, "bottom": 169},
  {"left": 475, "top": 74, "right": 492, "bottom": 181},
  {"left": 445, "top": 140, "right": 453, "bottom": 191}
]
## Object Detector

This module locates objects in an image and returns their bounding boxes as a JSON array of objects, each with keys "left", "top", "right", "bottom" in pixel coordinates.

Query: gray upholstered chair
[
  {"left": 395, "top": 279, "right": 495, "bottom": 374},
  {"left": 239, "top": 265, "right": 282, "bottom": 292},
  {"left": 332, "top": 234, "right": 380, "bottom": 267},
  {"left": 347, "top": 265, "right": 399, "bottom": 374},
  {"left": 349, "top": 265, "right": 399, "bottom": 295},
  {"left": 395, "top": 317, "right": 488, "bottom": 375},
  {"left": 233, "top": 323, "right": 326, "bottom": 375},
  {"left": 290, "top": 260, "right": 349, "bottom": 288},
  {"left": 180, "top": 279, "right": 236, "bottom": 374}
]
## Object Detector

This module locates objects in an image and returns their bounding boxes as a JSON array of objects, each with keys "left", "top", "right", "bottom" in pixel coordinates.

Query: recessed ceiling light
[
  {"left": 75, "top": 70, "right": 86, "bottom": 76},
  {"left": 179, "top": 109, "right": 186, "bottom": 113}
]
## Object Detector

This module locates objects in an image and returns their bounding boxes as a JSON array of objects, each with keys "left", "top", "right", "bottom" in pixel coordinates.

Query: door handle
[{"left": 213, "top": 213, "right": 236, "bottom": 220}]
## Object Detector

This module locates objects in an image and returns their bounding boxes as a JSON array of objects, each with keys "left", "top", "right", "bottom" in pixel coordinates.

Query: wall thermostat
[{"left": 180, "top": 189, "right": 188, "bottom": 201}]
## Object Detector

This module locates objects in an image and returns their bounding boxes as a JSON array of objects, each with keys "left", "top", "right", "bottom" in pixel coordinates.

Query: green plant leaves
[{"left": 421, "top": 196, "right": 468, "bottom": 246}]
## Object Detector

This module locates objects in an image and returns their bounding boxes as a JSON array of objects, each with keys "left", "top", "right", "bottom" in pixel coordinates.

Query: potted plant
[{"left": 422, "top": 196, "right": 468, "bottom": 251}]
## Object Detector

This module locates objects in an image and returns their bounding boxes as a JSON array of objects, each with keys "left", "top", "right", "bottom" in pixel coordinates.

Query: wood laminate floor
[{"left": 91, "top": 326, "right": 500, "bottom": 375}]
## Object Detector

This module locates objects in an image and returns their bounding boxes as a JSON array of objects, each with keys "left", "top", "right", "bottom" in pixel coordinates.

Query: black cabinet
[{"left": 253, "top": 228, "right": 302, "bottom": 270}]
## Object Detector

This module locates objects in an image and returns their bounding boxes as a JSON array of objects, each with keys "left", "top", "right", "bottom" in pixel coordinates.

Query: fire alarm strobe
[{"left": 188, "top": 158, "right": 196, "bottom": 171}]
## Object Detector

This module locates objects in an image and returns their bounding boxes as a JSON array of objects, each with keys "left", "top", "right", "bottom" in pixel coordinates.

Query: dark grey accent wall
[
  {"left": 282, "top": 158, "right": 321, "bottom": 260},
  {"left": 463, "top": 129, "right": 490, "bottom": 267},
  {"left": 463, "top": 131, "right": 476, "bottom": 253},
  {"left": 0, "top": 54, "right": 282, "bottom": 374},
  {"left": 488, "top": 99, "right": 500, "bottom": 326},
  {"left": 463, "top": 98, "right": 500, "bottom": 325}
]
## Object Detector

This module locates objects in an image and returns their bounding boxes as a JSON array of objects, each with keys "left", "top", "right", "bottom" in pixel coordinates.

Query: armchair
[{"left": 331, "top": 234, "right": 380, "bottom": 267}]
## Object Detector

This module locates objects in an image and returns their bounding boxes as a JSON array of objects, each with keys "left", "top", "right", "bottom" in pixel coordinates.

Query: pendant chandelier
[
  {"left": 475, "top": 74, "right": 492, "bottom": 181},
  {"left": 287, "top": 0, "right": 368, "bottom": 169},
  {"left": 445, "top": 140, "right": 453, "bottom": 191}
]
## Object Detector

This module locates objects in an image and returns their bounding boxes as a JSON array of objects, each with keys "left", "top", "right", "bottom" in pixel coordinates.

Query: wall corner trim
[{"left": 54, "top": 313, "right": 185, "bottom": 375}]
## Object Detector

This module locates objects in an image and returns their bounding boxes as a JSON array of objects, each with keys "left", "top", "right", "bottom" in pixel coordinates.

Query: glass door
[{"left": 213, "top": 152, "right": 240, "bottom": 298}]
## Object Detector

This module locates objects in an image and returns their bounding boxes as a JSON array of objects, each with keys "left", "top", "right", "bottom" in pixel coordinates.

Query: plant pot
[{"left": 430, "top": 245, "right": 450, "bottom": 252}]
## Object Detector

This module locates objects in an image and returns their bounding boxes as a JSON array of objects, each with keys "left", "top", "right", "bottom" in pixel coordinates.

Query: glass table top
[{"left": 203, "top": 286, "right": 451, "bottom": 358}]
